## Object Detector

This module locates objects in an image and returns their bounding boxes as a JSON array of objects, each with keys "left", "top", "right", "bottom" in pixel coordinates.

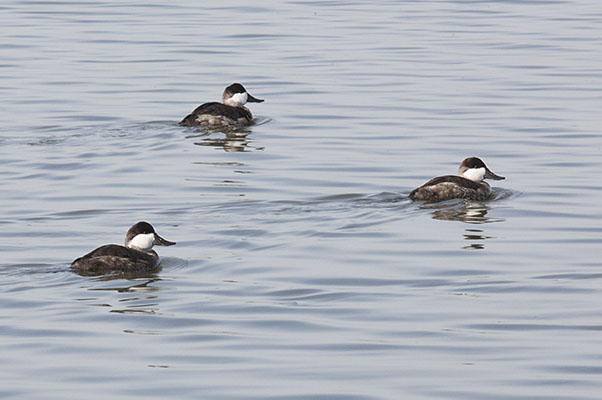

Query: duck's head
[
  {"left": 125, "top": 221, "right": 176, "bottom": 251},
  {"left": 458, "top": 157, "right": 505, "bottom": 182},
  {"left": 222, "top": 83, "right": 264, "bottom": 107}
]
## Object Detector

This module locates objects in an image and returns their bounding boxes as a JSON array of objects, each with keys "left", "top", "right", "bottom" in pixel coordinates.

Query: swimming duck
[
  {"left": 409, "top": 157, "right": 505, "bottom": 202},
  {"left": 180, "top": 83, "right": 264, "bottom": 127},
  {"left": 71, "top": 222, "right": 175, "bottom": 273}
]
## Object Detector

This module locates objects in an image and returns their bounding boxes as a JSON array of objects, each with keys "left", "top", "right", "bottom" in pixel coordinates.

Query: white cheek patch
[
  {"left": 463, "top": 167, "right": 486, "bottom": 182},
  {"left": 227, "top": 92, "right": 248, "bottom": 107},
  {"left": 128, "top": 233, "right": 155, "bottom": 250}
]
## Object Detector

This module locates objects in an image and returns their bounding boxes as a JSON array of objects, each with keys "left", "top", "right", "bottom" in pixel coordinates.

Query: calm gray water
[{"left": 2, "top": 1, "right": 602, "bottom": 399}]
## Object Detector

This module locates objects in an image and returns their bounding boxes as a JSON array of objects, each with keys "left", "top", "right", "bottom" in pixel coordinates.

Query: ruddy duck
[
  {"left": 180, "top": 83, "right": 264, "bottom": 127},
  {"left": 409, "top": 157, "right": 505, "bottom": 202},
  {"left": 71, "top": 222, "right": 175, "bottom": 273}
]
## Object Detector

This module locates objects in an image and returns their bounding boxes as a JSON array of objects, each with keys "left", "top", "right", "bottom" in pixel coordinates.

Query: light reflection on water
[{"left": 1, "top": 0, "right": 602, "bottom": 399}]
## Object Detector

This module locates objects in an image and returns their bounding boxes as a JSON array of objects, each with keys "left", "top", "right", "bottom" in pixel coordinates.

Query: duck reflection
[
  {"left": 426, "top": 200, "right": 503, "bottom": 224},
  {"left": 187, "top": 126, "right": 260, "bottom": 152},
  {"left": 462, "top": 228, "right": 494, "bottom": 250},
  {"left": 420, "top": 200, "right": 504, "bottom": 250},
  {"left": 195, "top": 133, "right": 251, "bottom": 152},
  {"left": 77, "top": 276, "right": 163, "bottom": 314}
]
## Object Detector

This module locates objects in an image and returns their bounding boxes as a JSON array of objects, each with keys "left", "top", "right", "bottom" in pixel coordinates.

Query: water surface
[{"left": 1, "top": 1, "right": 602, "bottom": 399}]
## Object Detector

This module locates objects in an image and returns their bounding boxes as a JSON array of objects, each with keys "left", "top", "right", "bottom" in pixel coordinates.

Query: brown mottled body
[
  {"left": 409, "top": 175, "right": 491, "bottom": 202},
  {"left": 71, "top": 244, "right": 160, "bottom": 273},
  {"left": 180, "top": 102, "right": 253, "bottom": 126}
]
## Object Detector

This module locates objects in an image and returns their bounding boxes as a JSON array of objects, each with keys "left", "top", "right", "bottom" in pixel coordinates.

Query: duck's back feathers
[
  {"left": 418, "top": 175, "right": 482, "bottom": 191},
  {"left": 409, "top": 175, "right": 490, "bottom": 202},
  {"left": 70, "top": 244, "right": 159, "bottom": 273},
  {"left": 179, "top": 102, "right": 253, "bottom": 126}
]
